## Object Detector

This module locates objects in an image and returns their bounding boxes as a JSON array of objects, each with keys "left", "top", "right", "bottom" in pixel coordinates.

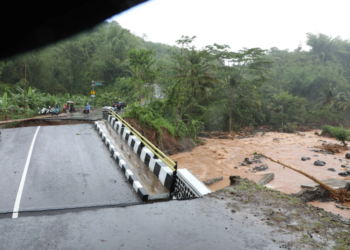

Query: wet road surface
[
  {"left": 52, "top": 109, "right": 102, "bottom": 120},
  {"left": 0, "top": 196, "right": 298, "bottom": 250},
  {"left": 100, "top": 121, "right": 169, "bottom": 197},
  {"left": 0, "top": 127, "right": 39, "bottom": 213},
  {"left": 0, "top": 124, "right": 141, "bottom": 217}
]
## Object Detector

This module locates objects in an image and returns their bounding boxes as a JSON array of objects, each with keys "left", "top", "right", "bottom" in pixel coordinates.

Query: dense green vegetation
[
  {"left": 321, "top": 125, "right": 350, "bottom": 145},
  {"left": 2, "top": 21, "right": 350, "bottom": 139}
]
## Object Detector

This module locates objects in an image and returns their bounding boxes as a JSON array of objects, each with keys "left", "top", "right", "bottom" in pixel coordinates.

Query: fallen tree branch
[{"left": 256, "top": 152, "right": 350, "bottom": 202}]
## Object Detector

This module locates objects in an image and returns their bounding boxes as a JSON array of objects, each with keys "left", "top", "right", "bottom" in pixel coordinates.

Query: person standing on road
[
  {"left": 86, "top": 102, "right": 90, "bottom": 114},
  {"left": 70, "top": 103, "right": 74, "bottom": 115}
]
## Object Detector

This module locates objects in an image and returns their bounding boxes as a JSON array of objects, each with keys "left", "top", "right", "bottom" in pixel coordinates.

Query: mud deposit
[
  {"left": 171, "top": 130, "right": 350, "bottom": 219},
  {"left": 212, "top": 178, "right": 350, "bottom": 249}
]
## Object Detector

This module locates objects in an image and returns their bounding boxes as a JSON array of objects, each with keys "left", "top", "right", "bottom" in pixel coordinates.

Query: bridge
[{"left": 0, "top": 109, "right": 291, "bottom": 249}]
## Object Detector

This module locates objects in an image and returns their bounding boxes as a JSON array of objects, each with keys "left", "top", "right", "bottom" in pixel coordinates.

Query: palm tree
[
  {"left": 128, "top": 48, "right": 157, "bottom": 105},
  {"left": 338, "top": 91, "right": 350, "bottom": 111},
  {"left": 316, "top": 83, "right": 340, "bottom": 109},
  {"left": 185, "top": 50, "right": 218, "bottom": 100},
  {"left": 316, "top": 84, "right": 341, "bottom": 124},
  {"left": 172, "top": 49, "right": 218, "bottom": 129}
]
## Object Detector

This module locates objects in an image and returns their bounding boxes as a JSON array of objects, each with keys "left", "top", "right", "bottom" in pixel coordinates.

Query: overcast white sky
[{"left": 108, "top": 0, "right": 350, "bottom": 52}]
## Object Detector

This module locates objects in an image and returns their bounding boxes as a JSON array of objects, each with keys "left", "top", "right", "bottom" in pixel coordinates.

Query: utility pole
[
  {"left": 24, "top": 60, "right": 26, "bottom": 118},
  {"left": 92, "top": 80, "right": 95, "bottom": 107},
  {"left": 91, "top": 80, "right": 104, "bottom": 107}
]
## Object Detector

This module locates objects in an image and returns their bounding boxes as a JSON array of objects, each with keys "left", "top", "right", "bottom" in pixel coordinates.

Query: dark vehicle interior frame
[{"left": 0, "top": 0, "right": 148, "bottom": 60}]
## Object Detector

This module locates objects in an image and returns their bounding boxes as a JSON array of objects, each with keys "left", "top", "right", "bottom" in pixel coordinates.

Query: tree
[
  {"left": 267, "top": 91, "right": 307, "bottom": 130},
  {"left": 315, "top": 84, "right": 342, "bottom": 124},
  {"left": 128, "top": 48, "right": 157, "bottom": 105},
  {"left": 170, "top": 36, "right": 218, "bottom": 130},
  {"left": 207, "top": 44, "right": 272, "bottom": 131}
]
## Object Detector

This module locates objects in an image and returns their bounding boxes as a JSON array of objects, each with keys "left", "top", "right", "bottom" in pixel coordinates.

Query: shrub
[
  {"left": 321, "top": 125, "right": 350, "bottom": 145},
  {"left": 322, "top": 125, "right": 333, "bottom": 135},
  {"left": 281, "top": 122, "right": 298, "bottom": 133},
  {"left": 331, "top": 126, "right": 350, "bottom": 145}
]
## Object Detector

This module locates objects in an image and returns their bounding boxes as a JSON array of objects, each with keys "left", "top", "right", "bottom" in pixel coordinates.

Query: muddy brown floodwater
[{"left": 170, "top": 130, "right": 350, "bottom": 219}]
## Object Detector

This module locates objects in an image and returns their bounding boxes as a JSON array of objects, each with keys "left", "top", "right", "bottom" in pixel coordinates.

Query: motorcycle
[
  {"left": 38, "top": 106, "right": 50, "bottom": 115},
  {"left": 48, "top": 106, "right": 60, "bottom": 116},
  {"left": 37, "top": 106, "right": 60, "bottom": 115}
]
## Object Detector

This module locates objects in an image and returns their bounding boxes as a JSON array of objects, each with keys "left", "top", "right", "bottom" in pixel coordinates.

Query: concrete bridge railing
[{"left": 101, "top": 107, "right": 211, "bottom": 200}]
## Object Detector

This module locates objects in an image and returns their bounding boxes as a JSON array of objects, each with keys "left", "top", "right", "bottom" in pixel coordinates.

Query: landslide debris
[
  {"left": 315, "top": 143, "right": 348, "bottom": 154},
  {"left": 209, "top": 178, "right": 350, "bottom": 250}
]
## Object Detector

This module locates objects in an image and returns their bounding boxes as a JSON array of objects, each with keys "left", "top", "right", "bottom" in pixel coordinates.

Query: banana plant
[
  {"left": 183, "top": 114, "right": 204, "bottom": 141},
  {"left": 0, "top": 92, "right": 16, "bottom": 120},
  {"left": 82, "top": 95, "right": 91, "bottom": 106}
]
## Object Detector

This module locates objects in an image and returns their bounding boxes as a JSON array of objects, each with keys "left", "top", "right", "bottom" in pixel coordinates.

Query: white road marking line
[{"left": 12, "top": 126, "right": 41, "bottom": 219}]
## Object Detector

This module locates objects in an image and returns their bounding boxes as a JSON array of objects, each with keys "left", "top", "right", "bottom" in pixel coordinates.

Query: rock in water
[
  {"left": 346, "top": 153, "right": 350, "bottom": 159},
  {"left": 244, "top": 158, "right": 253, "bottom": 164},
  {"left": 253, "top": 165, "right": 269, "bottom": 172},
  {"left": 341, "top": 165, "right": 347, "bottom": 168},
  {"left": 229, "top": 175, "right": 241, "bottom": 185},
  {"left": 314, "top": 131, "right": 320, "bottom": 135},
  {"left": 301, "top": 157, "right": 310, "bottom": 161},
  {"left": 339, "top": 172, "right": 350, "bottom": 177},
  {"left": 314, "top": 160, "right": 326, "bottom": 166},
  {"left": 258, "top": 173, "right": 275, "bottom": 186},
  {"left": 203, "top": 176, "right": 223, "bottom": 186},
  {"left": 345, "top": 182, "right": 350, "bottom": 191},
  {"left": 327, "top": 168, "right": 336, "bottom": 172}
]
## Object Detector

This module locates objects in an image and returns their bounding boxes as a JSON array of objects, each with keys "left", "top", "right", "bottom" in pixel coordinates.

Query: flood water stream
[{"left": 170, "top": 130, "right": 350, "bottom": 218}]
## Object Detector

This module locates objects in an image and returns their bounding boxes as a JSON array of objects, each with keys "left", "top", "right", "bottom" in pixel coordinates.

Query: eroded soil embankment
[
  {"left": 124, "top": 117, "right": 193, "bottom": 155},
  {"left": 170, "top": 130, "right": 350, "bottom": 219},
  {"left": 1, "top": 119, "right": 94, "bottom": 128}
]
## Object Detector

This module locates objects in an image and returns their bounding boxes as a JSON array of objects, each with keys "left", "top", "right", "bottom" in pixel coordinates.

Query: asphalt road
[
  {"left": 0, "top": 126, "right": 39, "bottom": 213},
  {"left": 0, "top": 196, "right": 297, "bottom": 250},
  {"left": 0, "top": 124, "right": 141, "bottom": 216},
  {"left": 0, "top": 123, "right": 299, "bottom": 249}
]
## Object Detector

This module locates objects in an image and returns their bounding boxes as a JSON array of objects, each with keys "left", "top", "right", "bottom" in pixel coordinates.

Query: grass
[{"left": 333, "top": 232, "right": 350, "bottom": 250}]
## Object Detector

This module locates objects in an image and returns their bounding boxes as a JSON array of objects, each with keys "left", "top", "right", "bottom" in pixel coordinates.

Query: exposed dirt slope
[{"left": 124, "top": 117, "right": 193, "bottom": 155}]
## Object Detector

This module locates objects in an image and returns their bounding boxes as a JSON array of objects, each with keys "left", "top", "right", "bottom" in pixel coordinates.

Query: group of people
[
  {"left": 63, "top": 103, "right": 75, "bottom": 115},
  {"left": 62, "top": 102, "right": 90, "bottom": 115},
  {"left": 112, "top": 103, "right": 121, "bottom": 112},
  {"left": 61, "top": 102, "right": 90, "bottom": 115}
]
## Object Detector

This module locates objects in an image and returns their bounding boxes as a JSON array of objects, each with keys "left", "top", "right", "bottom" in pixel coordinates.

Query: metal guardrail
[{"left": 109, "top": 108, "right": 176, "bottom": 171}]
